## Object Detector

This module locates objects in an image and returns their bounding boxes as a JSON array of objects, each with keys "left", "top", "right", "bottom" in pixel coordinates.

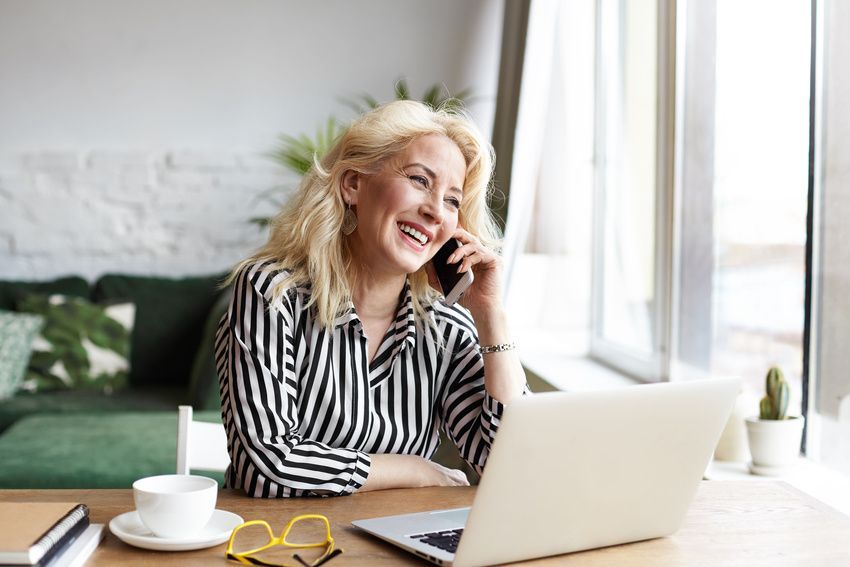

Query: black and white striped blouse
[{"left": 215, "top": 260, "right": 509, "bottom": 498}]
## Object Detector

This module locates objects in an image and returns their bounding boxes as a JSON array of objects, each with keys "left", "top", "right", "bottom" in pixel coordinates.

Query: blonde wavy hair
[{"left": 228, "top": 100, "right": 501, "bottom": 330}]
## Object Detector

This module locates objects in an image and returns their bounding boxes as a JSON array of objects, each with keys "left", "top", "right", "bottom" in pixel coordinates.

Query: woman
[{"left": 216, "top": 100, "right": 527, "bottom": 498}]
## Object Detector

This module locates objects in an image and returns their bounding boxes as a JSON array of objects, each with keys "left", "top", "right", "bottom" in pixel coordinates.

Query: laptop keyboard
[{"left": 409, "top": 528, "right": 464, "bottom": 553}]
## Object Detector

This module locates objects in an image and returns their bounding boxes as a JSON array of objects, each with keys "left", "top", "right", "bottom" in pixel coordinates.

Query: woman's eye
[
  {"left": 446, "top": 197, "right": 461, "bottom": 209},
  {"left": 410, "top": 175, "right": 428, "bottom": 188}
]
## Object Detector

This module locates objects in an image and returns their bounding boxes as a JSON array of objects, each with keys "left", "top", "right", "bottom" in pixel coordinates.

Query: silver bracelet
[{"left": 479, "top": 342, "right": 516, "bottom": 355}]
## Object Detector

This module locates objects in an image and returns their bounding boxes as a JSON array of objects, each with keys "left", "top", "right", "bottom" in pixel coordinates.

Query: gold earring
[{"left": 341, "top": 201, "right": 357, "bottom": 235}]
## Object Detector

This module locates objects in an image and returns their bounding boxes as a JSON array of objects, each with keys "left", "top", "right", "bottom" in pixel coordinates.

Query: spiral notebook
[{"left": 0, "top": 502, "right": 90, "bottom": 566}]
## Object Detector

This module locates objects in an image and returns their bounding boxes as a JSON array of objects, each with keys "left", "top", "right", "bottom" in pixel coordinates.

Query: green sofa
[{"left": 0, "top": 273, "right": 230, "bottom": 488}]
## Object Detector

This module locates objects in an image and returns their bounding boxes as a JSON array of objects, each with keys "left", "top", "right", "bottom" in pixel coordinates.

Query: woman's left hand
[{"left": 428, "top": 227, "right": 503, "bottom": 316}]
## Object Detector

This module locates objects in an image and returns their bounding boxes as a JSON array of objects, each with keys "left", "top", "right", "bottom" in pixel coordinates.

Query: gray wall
[{"left": 0, "top": 0, "right": 503, "bottom": 280}]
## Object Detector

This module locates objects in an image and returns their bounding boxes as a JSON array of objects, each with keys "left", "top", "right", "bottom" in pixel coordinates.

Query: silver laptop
[{"left": 352, "top": 378, "right": 739, "bottom": 567}]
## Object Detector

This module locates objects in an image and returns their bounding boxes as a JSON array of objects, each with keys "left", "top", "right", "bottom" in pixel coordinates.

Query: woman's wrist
[
  {"left": 364, "top": 454, "right": 433, "bottom": 491},
  {"left": 469, "top": 302, "right": 505, "bottom": 325},
  {"left": 470, "top": 306, "right": 509, "bottom": 342}
]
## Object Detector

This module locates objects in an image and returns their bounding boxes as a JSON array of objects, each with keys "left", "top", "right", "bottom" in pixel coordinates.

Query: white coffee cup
[{"left": 133, "top": 474, "right": 218, "bottom": 539}]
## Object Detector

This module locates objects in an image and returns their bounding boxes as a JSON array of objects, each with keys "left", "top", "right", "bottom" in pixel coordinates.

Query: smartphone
[{"left": 431, "top": 238, "right": 474, "bottom": 305}]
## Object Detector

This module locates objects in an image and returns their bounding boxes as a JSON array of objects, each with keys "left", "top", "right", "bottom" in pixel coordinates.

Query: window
[
  {"left": 672, "top": 0, "right": 810, "bottom": 416},
  {"left": 508, "top": 0, "right": 850, "bottom": 480},
  {"left": 591, "top": 0, "right": 674, "bottom": 381},
  {"left": 509, "top": 0, "right": 813, "bottom": 408}
]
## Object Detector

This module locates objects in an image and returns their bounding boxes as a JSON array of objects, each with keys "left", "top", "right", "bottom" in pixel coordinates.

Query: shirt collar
[
  {"left": 333, "top": 280, "right": 418, "bottom": 352},
  {"left": 391, "top": 281, "right": 417, "bottom": 353},
  {"left": 332, "top": 299, "right": 359, "bottom": 329}
]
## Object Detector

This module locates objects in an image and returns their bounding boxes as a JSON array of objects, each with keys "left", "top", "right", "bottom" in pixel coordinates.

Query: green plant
[
  {"left": 270, "top": 116, "right": 345, "bottom": 178},
  {"left": 341, "top": 78, "right": 472, "bottom": 116},
  {"left": 251, "top": 79, "right": 472, "bottom": 228},
  {"left": 759, "top": 366, "right": 790, "bottom": 420}
]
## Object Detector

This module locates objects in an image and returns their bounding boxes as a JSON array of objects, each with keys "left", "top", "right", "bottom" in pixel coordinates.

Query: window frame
[{"left": 589, "top": 0, "right": 677, "bottom": 382}]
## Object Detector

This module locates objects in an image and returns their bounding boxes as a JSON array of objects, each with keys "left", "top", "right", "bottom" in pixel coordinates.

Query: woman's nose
[{"left": 420, "top": 195, "right": 444, "bottom": 224}]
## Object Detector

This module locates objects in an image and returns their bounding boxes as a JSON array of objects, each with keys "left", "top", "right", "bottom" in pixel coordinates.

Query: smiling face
[{"left": 342, "top": 134, "right": 467, "bottom": 280}]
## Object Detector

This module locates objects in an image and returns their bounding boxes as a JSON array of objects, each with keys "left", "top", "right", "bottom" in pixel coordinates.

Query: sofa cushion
[
  {"left": 0, "top": 410, "right": 224, "bottom": 488},
  {"left": 16, "top": 295, "right": 135, "bottom": 394},
  {"left": 0, "top": 311, "right": 45, "bottom": 399},
  {"left": 187, "top": 288, "right": 232, "bottom": 411},
  {"left": 93, "top": 273, "right": 226, "bottom": 388},
  {"left": 0, "top": 386, "right": 184, "bottom": 433},
  {"left": 0, "top": 276, "right": 89, "bottom": 311}
]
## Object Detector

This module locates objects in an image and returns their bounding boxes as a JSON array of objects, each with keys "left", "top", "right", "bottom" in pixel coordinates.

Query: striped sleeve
[
  {"left": 218, "top": 264, "right": 370, "bottom": 497},
  {"left": 437, "top": 317, "right": 508, "bottom": 476}
]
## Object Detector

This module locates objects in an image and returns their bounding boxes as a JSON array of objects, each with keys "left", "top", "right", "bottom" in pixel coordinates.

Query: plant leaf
[
  {"left": 394, "top": 78, "right": 410, "bottom": 100},
  {"left": 422, "top": 84, "right": 443, "bottom": 108},
  {"left": 249, "top": 217, "right": 272, "bottom": 228}
]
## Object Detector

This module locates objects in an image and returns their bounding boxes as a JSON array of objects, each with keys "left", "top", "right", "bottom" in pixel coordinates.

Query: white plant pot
[
  {"left": 714, "top": 389, "right": 757, "bottom": 462},
  {"left": 745, "top": 416, "right": 804, "bottom": 475}
]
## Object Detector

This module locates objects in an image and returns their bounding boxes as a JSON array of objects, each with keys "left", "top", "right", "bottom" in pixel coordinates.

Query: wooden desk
[{"left": 2, "top": 481, "right": 850, "bottom": 566}]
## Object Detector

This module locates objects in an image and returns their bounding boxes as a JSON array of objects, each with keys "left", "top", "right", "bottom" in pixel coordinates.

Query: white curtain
[{"left": 498, "top": 0, "right": 559, "bottom": 300}]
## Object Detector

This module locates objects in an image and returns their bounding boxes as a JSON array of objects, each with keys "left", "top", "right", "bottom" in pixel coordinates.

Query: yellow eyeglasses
[{"left": 226, "top": 514, "right": 343, "bottom": 567}]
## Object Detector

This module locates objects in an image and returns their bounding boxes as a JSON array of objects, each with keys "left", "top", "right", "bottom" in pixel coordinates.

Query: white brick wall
[{"left": 0, "top": 150, "right": 295, "bottom": 281}]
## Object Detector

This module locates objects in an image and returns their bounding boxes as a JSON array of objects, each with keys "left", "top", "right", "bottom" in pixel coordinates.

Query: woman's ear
[{"left": 340, "top": 170, "right": 361, "bottom": 205}]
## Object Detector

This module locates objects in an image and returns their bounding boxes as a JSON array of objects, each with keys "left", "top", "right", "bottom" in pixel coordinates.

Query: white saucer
[{"left": 109, "top": 509, "right": 244, "bottom": 551}]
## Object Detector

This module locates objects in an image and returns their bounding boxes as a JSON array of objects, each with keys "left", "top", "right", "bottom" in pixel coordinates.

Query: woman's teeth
[{"left": 399, "top": 223, "right": 428, "bottom": 245}]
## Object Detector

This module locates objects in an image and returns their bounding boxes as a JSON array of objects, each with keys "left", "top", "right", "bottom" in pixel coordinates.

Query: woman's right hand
[
  {"left": 361, "top": 454, "right": 469, "bottom": 492},
  {"left": 418, "top": 458, "right": 470, "bottom": 487}
]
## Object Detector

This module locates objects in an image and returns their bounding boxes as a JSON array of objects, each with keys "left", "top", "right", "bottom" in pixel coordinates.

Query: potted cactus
[{"left": 744, "top": 367, "right": 804, "bottom": 475}]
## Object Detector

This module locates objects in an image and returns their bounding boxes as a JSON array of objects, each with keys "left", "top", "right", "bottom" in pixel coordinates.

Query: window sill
[
  {"left": 520, "top": 350, "right": 850, "bottom": 519},
  {"left": 521, "top": 351, "right": 641, "bottom": 392}
]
